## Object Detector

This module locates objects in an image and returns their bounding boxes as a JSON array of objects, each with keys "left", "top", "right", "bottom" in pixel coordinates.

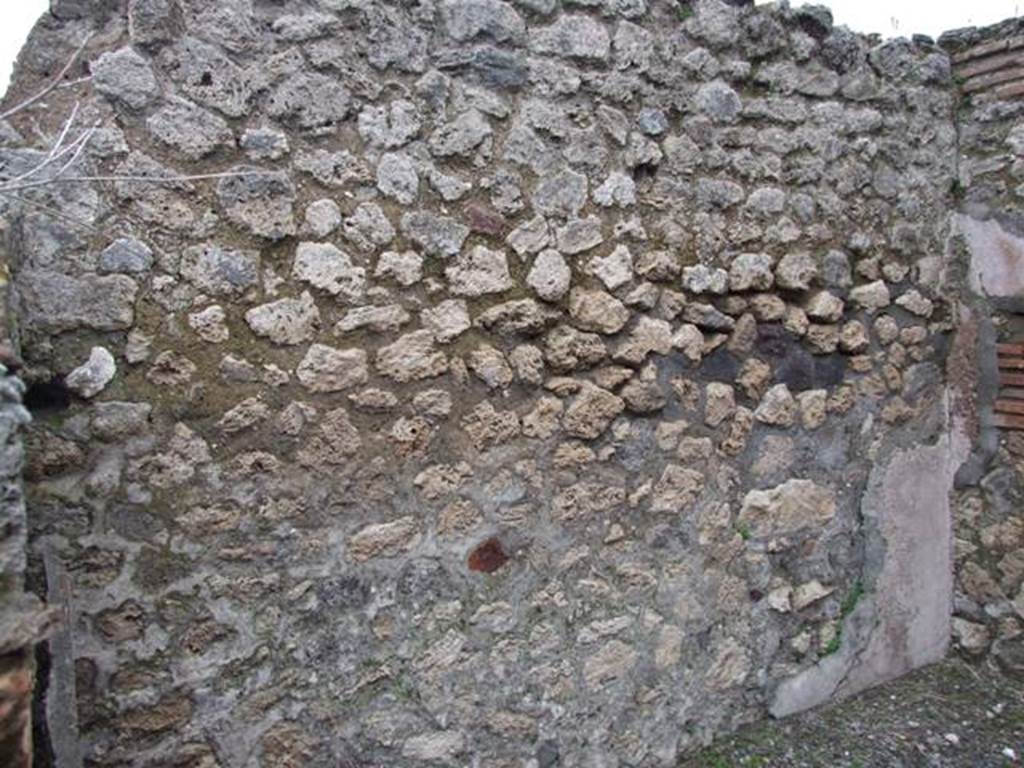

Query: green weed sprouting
[
  {"left": 823, "top": 581, "right": 865, "bottom": 657},
  {"left": 840, "top": 581, "right": 864, "bottom": 618}
]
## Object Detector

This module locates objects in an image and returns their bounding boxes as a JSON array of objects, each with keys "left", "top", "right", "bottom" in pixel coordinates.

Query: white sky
[
  {"left": 774, "top": 0, "right": 1024, "bottom": 38},
  {"left": 0, "top": 0, "right": 1022, "bottom": 97},
  {"left": 1, "top": 2, "right": 50, "bottom": 98}
]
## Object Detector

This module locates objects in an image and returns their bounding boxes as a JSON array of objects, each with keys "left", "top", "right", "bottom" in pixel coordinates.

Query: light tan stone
[
  {"left": 297, "top": 344, "right": 369, "bottom": 392},
  {"left": 563, "top": 385, "right": 625, "bottom": 439},
  {"left": 704, "top": 382, "right": 736, "bottom": 427},
  {"left": 738, "top": 479, "right": 837, "bottom": 540},
  {"left": 651, "top": 465, "right": 705, "bottom": 513},
  {"left": 348, "top": 517, "right": 419, "bottom": 561},
  {"left": 376, "top": 331, "right": 448, "bottom": 382},
  {"left": 583, "top": 639, "right": 637, "bottom": 688}
]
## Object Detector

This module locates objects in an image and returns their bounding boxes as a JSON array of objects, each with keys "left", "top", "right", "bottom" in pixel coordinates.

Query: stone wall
[
  {"left": 0, "top": 0, "right": 1010, "bottom": 765},
  {"left": 941, "top": 20, "right": 1024, "bottom": 675},
  {"left": 0, "top": 230, "right": 51, "bottom": 766}
]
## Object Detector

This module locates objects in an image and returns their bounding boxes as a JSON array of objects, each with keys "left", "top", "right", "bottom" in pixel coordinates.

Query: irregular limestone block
[
  {"left": 738, "top": 479, "right": 837, "bottom": 540},
  {"left": 376, "top": 331, "right": 448, "bottom": 382},
  {"left": 217, "top": 168, "right": 296, "bottom": 240},
  {"left": 563, "top": 385, "right": 624, "bottom": 439},
  {"left": 92, "top": 47, "right": 160, "bottom": 109},
  {"left": 180, "top": 243, "right": 259, "bottom": 296},
  {"left": 348, "top": 517, "right": 420, "bottom": 562},
  {"left": 296, "top": 344, "right": 369, "bottom": 392},
  {"left": 292, "top": 242, "right": 365, "bottom": 301},
  {"left": 445, "top": 245, "right": 513, "bottom": 296},
  {"left": 66, "top": 347, "right": 116, "bottom": 399},
  {"left": 19, "top": 271, "right": 138, "bottom": 333},
  {"left": 244, "top": 292, "right": 320, "bottom": 345}
]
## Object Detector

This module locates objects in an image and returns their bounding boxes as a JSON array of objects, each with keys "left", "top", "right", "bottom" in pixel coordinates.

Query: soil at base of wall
[{"left": 681, "top": 657, "right": 1024, "bottom": 768}]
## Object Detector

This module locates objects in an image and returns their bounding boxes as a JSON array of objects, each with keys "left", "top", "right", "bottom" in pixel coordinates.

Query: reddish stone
[
  {"left": 463, "top": 202, "right": 507, "bottom": 237},
  {"left": 467, "top": 537, "right": 508, "bottom": 573},
  {"left": 0, "top": 653, "right": 34, "bottom": 768}
]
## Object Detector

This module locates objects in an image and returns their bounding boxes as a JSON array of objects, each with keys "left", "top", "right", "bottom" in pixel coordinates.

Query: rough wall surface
[
  {"left": 0, "top": 222, "right": 51, "bottom": 765},
  {"left": 942, "top": 20, "right": 1024, "bottom": 675},
  {"left": 0, "top": 362, "right": 40, "bottom": 768},
  {"left": 0, "top": 0, "right": 989, "bottom": 765}
]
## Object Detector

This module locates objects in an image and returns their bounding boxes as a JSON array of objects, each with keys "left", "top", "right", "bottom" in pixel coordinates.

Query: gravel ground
[{"left": 679, "top": 657, "right": 1023, "bottom": 767}]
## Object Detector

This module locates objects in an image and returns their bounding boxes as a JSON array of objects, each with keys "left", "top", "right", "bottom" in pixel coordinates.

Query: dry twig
[
  {"left": 0, "top": 34, "right": 93, "bottom": 121},
  {"left": 0, "top": 35, "right": 271, "bottom": 216}
]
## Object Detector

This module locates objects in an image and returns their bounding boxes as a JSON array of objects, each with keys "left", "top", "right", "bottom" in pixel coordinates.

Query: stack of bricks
[
  {"left": 954, "top": 34, "right": 1024, "bottom": 101},
  {"left": 995, "top": 342, "right": 1024, "bottom": 430}
]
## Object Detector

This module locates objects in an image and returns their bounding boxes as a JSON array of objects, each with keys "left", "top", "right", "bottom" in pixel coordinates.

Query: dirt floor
[{"left": 680, "top": 657, "right": 1024, "bottom": 768}]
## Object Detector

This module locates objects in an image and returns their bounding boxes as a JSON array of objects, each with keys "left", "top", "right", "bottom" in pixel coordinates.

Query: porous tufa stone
[
  {"left": 296, "top": 344, "right": 369, "bottom": 393},
  {"left": 738, "top": 479, "right": 837, "bottom": 540}
]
